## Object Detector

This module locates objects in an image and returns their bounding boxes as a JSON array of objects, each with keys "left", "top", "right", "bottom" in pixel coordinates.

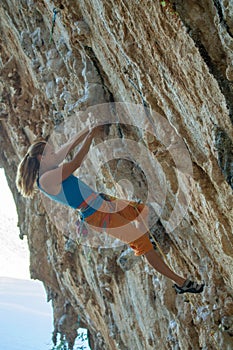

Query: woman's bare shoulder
[{"left": 39, "top": 168, "right": 62, "bottom": 195}]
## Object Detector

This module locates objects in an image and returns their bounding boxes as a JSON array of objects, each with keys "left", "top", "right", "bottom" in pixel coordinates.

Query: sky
[{"left": 0, "top": 277, "right": 54, "bottom": 350}]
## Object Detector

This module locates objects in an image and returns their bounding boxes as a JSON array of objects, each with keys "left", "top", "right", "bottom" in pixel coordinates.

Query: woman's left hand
[{"left": 89, "top": 125, "right": 101, "bottom": 138}]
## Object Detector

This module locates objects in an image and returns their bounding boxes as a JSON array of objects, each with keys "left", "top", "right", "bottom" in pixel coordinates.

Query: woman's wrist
[
  {"left": 70, "top": 130, "right": 89, "bottom": 148},
  {"left": 89, "top": 126, "right": 100, "bottom": 138}
]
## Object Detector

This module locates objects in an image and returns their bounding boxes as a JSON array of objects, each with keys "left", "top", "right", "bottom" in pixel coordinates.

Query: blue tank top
[{"left": 37, "top": 174, "right": 103, "bottom": 218}]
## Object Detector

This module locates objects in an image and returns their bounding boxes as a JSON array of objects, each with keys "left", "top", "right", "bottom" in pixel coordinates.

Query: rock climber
[{"left": 16, "top": 126, "right": 204, "bottom": 294}]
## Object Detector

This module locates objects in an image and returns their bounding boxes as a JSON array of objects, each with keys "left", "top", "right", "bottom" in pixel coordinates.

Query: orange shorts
[
  {"left": 85, "top": 195, "right": 154, "bottom": 256},
  {"left": 128, "top": 234, "right": 153, "bottom": 256}
]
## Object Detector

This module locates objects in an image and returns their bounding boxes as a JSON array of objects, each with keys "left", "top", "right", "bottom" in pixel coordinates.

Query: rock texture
[{"left": 0, "top": 0, "right": 233, "bottom": 349}]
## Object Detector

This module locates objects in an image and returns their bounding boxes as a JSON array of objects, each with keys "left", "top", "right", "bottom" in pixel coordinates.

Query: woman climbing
[{"left": 16, "top": 126, "right": 204, "bottom": 294}]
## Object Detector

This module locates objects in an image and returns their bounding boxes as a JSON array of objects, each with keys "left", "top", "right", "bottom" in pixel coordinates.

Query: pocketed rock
[{"left": 116, "top": 247, "right": 140, "bottom": 271}]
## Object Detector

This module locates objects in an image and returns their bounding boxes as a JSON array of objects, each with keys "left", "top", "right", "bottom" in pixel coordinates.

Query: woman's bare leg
[
  {"left": 144, "top": 249, "right": 186, "bottom": 286},
  {"left": 134, "top": 206, "right": 186, "bottom": 287}
]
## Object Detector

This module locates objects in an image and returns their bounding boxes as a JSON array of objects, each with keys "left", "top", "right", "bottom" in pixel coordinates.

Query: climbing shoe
[{"left": 173, "top": 279, "right": 205, "bottom": 294}]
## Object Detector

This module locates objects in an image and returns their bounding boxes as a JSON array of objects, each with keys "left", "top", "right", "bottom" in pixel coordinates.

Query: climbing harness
[
  {"left": 75, "top": 193, "right": 99, "bottom": 243},
  {"left": 75, "top": 192, "right": 118, "bottom": 244}
]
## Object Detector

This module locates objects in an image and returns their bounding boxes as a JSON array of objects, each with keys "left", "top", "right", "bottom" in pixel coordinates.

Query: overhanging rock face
[{"left": 0, "top": 1, "right": 233, "bottom": 349}]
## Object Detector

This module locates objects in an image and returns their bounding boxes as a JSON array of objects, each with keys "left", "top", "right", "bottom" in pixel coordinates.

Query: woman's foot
[{"left": 174, "top": 278, "right": 205, "bottom": 294}]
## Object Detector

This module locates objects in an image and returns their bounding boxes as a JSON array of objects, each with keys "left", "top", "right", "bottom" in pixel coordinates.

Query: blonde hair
[{"left": 16, "top": 140, "right": 46, "bottom": 197}]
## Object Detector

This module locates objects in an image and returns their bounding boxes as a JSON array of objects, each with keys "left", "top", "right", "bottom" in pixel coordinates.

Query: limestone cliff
[{"left": 0, "top": 1, "right": 233, "bottom": 349}]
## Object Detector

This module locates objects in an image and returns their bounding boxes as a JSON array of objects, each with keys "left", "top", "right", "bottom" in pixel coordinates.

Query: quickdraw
[{"left": 49, "top": 8, "right": 59, "bottom": 43}]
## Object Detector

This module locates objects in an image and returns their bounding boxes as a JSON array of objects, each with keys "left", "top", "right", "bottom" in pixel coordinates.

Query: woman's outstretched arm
[
  {"left": 61, "top": 127, "right": 98, "bottom": 178},
  {"left": 54, "top": 128, "right": 90, "bottom": 165}
]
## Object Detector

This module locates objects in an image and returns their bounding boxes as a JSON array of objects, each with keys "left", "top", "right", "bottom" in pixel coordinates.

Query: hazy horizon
[{"left": 0, "top": 276, "right": 54, "bottom": 350}]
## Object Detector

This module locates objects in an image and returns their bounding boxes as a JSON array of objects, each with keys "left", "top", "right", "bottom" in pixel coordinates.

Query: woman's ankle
[{"left": 175, "top": 277, "right": 186, "bottom": 287}]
